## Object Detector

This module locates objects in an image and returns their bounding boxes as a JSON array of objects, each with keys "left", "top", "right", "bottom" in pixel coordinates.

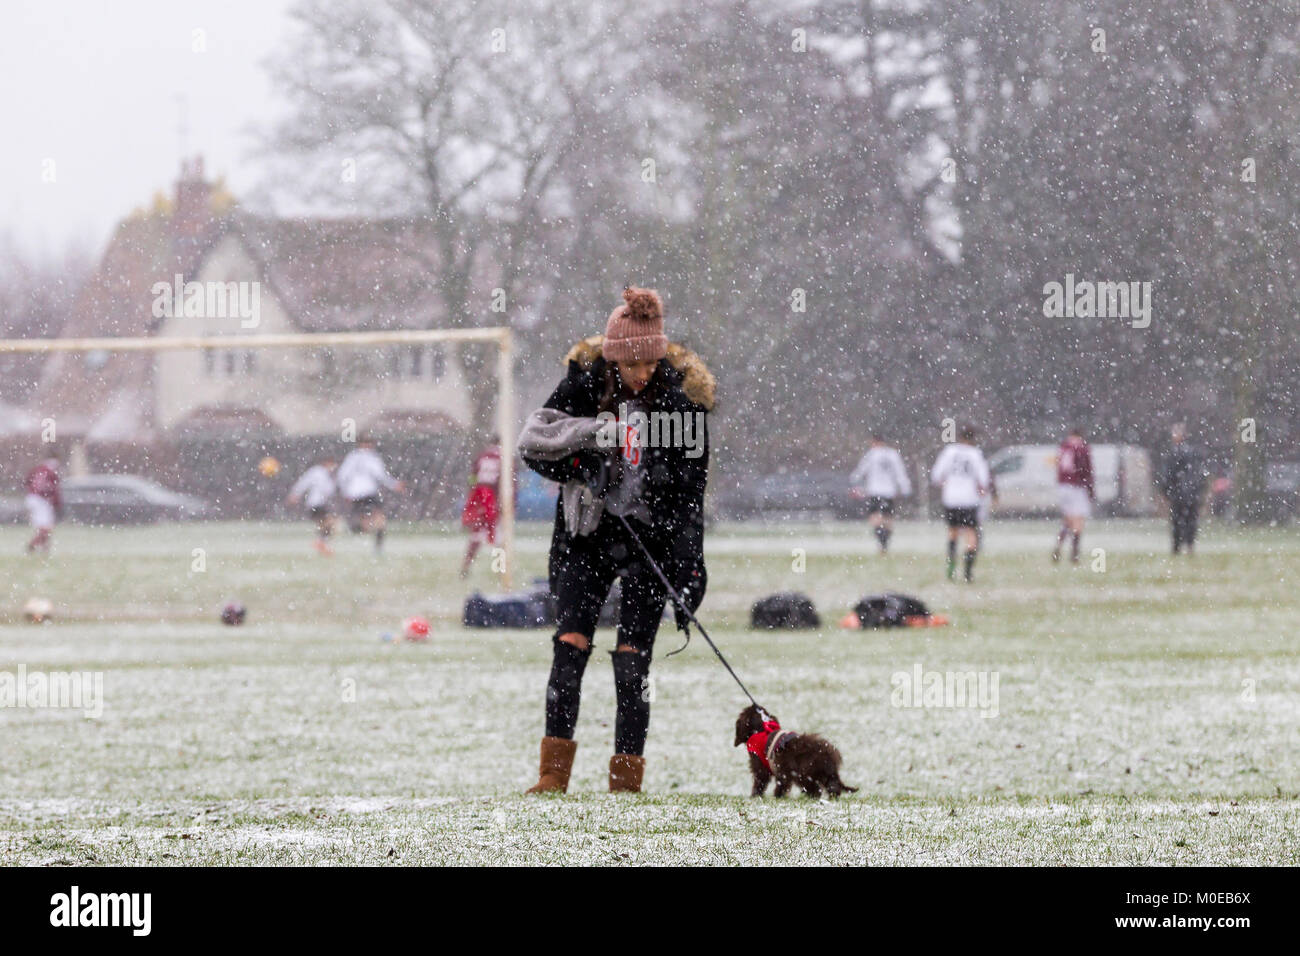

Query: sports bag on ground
[
  {"left": 464, "top": 580, "right": 556, "bottom": 628},
  {"left": 750, "top": 592, "right": 821, "bottom": 629},
  {"left": 851, "top": 592, "right": 934, "bottom": 628}
]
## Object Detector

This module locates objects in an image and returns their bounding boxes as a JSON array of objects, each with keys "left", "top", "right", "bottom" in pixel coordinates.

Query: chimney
[{"left": 173, "top": 155, "right": 212, "bottom": 241}]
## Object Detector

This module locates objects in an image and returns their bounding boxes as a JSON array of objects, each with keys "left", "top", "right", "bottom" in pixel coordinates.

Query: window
[
  {"left": 385, "top": 344, "right": 446, "bottom": 380},
  {"left": 991, "top": 455, "right": 1023, "bottom": 476},
  {"left": 200, "top": 347, "right": 258, "bottom": 376}
]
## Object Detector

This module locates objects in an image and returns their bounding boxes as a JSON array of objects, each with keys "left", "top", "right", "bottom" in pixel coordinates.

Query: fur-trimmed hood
[{"left": 563, "top": 334, "right": 716, "bottom": 411}]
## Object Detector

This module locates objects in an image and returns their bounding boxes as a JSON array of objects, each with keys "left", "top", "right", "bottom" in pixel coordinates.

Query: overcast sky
[{"left": 0, "top": 0, "right": 297, "bottom": 256}]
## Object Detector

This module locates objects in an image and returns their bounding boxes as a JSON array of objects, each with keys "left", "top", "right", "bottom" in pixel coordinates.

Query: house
[{"left": 28, "top": 158, "right": 476, "bottom": 455}]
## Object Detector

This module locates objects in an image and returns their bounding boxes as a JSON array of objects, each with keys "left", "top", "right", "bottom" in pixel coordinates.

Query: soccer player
[
  {"left": 23, "top": 450, "right": 62, "bottom": 554},
  {"left": 287, "top": 456, "right": 339, "bottom": 555},
  {"left": 460, "top": 436, "right": 502, "bottom": 578},
  {"left": 1052, "top": 427, "right": 1095, "bottom": 564},
  {"left": 849, "top": 434, "right": 912, "bottom": 553},
  {"left": 930, "top": 425, "right": 991, "bottom": 582},
  {"left": 335, "top": 437, "right": 406, "bottom": 553},
  {"left": 1157, "top": 423, "right": 1209, "bottom": 555}
]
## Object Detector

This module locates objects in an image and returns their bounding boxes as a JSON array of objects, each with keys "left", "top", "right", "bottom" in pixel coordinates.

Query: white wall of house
[{"left": 154, "top": 235, "right": 472, "bottom": 434}]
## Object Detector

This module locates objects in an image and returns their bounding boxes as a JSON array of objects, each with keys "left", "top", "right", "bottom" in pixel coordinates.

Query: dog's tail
[
  {"left": 826, "top": 775, "right": 859, "bottom": 797},
  {"left": 827, "top": 746, "right": 858, "bottom": 797}
]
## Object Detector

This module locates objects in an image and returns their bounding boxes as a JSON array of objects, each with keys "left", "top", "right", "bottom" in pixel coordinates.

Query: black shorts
[
  {"left": 351, "top": 495, "right": 382, "bottom": 517},
  {"left": 309, "top": 506, "right": 332, "bottom": 520},
  {"left": 866, "top": 496, "right": 895, "bottom": 516},
  {"left": 944, "top": 506, "right": 980, "bottom": 529},
  {"left": 552, "top": 511, "right": 670, "bottom": 655}
]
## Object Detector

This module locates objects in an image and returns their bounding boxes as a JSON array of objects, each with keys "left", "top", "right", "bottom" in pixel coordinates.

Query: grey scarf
[{"left": 517, "top": 407, "right": 613, "bottom": 535}]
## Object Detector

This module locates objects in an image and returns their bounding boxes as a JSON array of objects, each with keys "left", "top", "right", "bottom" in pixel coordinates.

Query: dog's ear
[{"left": 734, "top": 710, "right": 752, "bottom": 747}]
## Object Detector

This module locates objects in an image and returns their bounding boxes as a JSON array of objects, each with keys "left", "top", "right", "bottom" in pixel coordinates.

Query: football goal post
[{"left": 0, "top": 327, "right": 518, "bottom": 587}]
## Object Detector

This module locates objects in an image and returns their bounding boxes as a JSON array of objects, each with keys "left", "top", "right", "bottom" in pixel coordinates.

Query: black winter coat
[
  {"left": 522, "top": 338, "right": 715, "bottom": 616},
  {"left": 1159, "top": 443, "right": 1209, "bottom": 503}
]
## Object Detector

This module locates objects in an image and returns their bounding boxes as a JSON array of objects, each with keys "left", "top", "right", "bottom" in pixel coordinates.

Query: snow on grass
[
  {"left": 1, "top": 518, "right": 1297, "bottom": 864},
  {"left": 2, "top": 795, "right": 1295, "bottom": 866}
]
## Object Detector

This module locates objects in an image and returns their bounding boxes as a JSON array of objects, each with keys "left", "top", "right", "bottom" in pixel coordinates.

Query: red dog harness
[{"left": 746, "top": 719, "right": 797, "bottom": 773}]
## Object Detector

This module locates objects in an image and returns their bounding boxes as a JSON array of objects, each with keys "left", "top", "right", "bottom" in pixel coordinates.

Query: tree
[
  {"left": 0, "top": 233, "right": 90, "bottom": 404},
  {"left": 262, "top": 0, "right": 643, "bottom": 436}
]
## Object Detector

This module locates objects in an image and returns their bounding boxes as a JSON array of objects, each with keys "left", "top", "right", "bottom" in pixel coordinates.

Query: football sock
[
  {"left": 874, "top": 525, "right": 887, "bottom": 550},
  {"left": 1070, "top": 532, "right": 1081, "bottom": 562},
  {"left": 882, "top": 527, "right": 892, "bottom": 551},
  {"left": 964, "top": 548, "right": 977, "bottom": 582},
  {"left": 946, "top": 539, "right": 957, "bottom": 579},
  {"left": 461, "top": 541, "right": 480, "bottom": 577}
]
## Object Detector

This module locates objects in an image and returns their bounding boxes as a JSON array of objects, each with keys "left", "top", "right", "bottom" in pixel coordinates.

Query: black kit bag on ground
[
  {"left": 750, "top": 592, "right": 821, "bottom": 629},
  {"left": 853, "top": 592, "right": 932, "bottom": 628},
  {"left": 464, "top": 579, "right": 556, "bottom": 628}
]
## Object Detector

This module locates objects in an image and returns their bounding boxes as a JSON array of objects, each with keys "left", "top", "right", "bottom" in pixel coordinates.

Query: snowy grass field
[{"left": 2, "top": 517, "right": 1298, "bottom": 865}]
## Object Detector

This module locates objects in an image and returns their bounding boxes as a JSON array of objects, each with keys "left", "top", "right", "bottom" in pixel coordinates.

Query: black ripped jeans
[{"left": 543, "top": 510, "right": 671, "bottom": 756}]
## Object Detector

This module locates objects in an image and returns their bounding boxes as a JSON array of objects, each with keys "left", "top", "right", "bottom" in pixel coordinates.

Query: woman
[{"left": 518, "top": 287, "right": 714, "bottom": 794}]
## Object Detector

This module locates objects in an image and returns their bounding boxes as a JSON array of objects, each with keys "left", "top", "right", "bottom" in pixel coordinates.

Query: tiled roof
[
  {"left": 24, "top": 182, "right": 511, "bottom": 440},
  {"left": 229, "top": 215, "right": 452, "bottom": 332}
]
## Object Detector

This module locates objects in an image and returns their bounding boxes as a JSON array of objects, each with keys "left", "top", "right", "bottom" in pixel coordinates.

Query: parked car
[
  {"left": 713, "top": 469, "right": 869, "bottom": 520},
  {"left": 1262, "top": 461, "right": 1300, "bottom": 523},
  {"left": 987, "top": 444, "right": 1156, "bottom": 517},
  {"left": 1183, "top": 460, "right": 1300, "bottom": 524},
  {"left": 0, "top": 474, "right": 212, "bottom": 526},
  {"left": 65, "top": 475, "right": 213, "bottom": 524}
]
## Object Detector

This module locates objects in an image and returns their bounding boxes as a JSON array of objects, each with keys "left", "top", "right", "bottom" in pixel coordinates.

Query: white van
[{"left": 987, "top": 444, "right": 1156, "bottom": 517}]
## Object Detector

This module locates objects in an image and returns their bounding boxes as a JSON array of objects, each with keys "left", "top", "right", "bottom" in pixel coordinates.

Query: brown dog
[{"left": 734, "top": 704, "right": 857, "bottom": 798}]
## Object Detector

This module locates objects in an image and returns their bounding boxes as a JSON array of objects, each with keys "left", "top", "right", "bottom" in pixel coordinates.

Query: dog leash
[{"left": 614, "top": 512, "right": 769, "bottom": 718}]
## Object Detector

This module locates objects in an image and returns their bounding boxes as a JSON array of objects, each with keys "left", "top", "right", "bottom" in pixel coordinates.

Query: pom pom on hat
[{"left": 603, "top": 286, "right": 668, "bottom": 363}]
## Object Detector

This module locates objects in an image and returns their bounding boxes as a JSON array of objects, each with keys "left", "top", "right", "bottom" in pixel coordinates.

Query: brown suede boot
[
  {"left": 608, "top": 754, "right": 645, "bottom": 793},
  {"left": 525, "top": 736, "right": 577, "bottom": 794}
]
